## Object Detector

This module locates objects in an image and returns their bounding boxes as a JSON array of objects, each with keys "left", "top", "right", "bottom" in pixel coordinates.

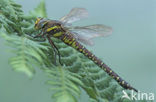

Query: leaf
[
  {"left": 1, "top": 33, "right": 48, "bottom": 77},
  {"left": 45, "top": 66, "right": 82, "bottom": 102},
  {"left": 29, "top": 0, "right": 47, "bottom": 17},
  {"left": 55, "top": 93, "right": 77, "bottom": 102}
]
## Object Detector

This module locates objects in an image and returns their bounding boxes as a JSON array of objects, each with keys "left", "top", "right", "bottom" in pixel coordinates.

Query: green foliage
[
  {"left": 45, "top": 66, "right": 83, "bottom": 102},
  {"left": 29, "top": 0, "right": 47, "bottom": 18},
  {"left": 0, "top": 0, "right": 23, "bottom": 35},
  {"left": 0, "top": 0, "right": 151, "bottom": 102},
  {"left": 1, "top": 33, "right": 48, "bottom": 77}
]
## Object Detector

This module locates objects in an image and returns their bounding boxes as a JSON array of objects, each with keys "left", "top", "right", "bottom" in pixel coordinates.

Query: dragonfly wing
[
  {"left": 60, "top": 8, "right": 88, "bottom": 25},
  {"left": 69, "top": 24, "right": 112, "bottom": 46},
  {"left": 71, "top": 31, "right": 95, "bottom": 46}
]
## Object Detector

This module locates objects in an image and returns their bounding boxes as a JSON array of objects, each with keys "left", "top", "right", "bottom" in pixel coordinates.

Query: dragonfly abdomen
[{"left": 60, "top": 34, "right": 137, "bottom": 92}]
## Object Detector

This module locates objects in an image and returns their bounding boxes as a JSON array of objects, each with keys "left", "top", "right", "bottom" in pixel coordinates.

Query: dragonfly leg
[
  {"left": 33, "top": 30, "right": 43, "bottom": 38},
  {"left": 52, "top": 45, "right": 57, "bottom": 65},
  {"left": 38, "top": 36, "right": 46, "bottom": 42},
  {"left": 33, "top": 30, "right": 47, "bottom": 42},
  {"left": 47, "top": 35, "right": 63, "bottom": 65}
]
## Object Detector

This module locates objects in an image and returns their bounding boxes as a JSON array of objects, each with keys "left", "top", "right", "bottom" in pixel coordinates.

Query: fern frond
[
  {"left": 1, "top": 33, "right": 48, "bottom": 77},
  {"left": 29, "top": 0, "right": 47, "bottom": 18},
  {"left": 0, "top": 0, "right": 23, "bottom": 35},
  {"left": 45, "top": 66, "right": 83, "bottom": 102}
]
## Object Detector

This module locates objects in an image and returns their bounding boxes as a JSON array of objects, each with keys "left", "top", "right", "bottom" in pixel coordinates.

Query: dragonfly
[{"left": 34, "top": 8, "right": 138, "bottom": 92}]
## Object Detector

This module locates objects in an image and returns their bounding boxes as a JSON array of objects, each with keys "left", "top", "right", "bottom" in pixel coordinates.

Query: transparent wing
[
  {"left": 69, "top": 24, "right": 112, "bottom": 46},
  {"left": 60, "top": 8, "right": 88, "bottom": 25}
]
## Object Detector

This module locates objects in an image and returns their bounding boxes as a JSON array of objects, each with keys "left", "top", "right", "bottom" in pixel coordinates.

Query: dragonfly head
[{"left": 34, "top": 17, "right": 48, "bottom": 30}]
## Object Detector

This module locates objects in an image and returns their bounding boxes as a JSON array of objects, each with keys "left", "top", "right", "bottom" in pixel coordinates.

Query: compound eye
[
  {"left": 35, "top": 17, "right": 43, "bottom": 24},
  {"left": 34, "top": 17, "right": 44, "bottom": 29},
  {"left": 35, "top": 20, "right": 38, "bottom": 25}
]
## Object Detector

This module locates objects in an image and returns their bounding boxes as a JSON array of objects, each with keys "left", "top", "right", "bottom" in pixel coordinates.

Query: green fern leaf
[
  {"left": 45, "top": 66, "right": 83, "bottom": 102},
  {"left": 29, "top": 0, "right": 47, "bottom": 18},
  {"left": 1, "top": 33, "right": 48, "bottom": 77}
]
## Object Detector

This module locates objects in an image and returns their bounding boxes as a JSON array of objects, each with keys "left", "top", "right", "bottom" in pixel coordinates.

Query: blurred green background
[{"left": 0, "top": 0, "right": 156, "bottom": 102}]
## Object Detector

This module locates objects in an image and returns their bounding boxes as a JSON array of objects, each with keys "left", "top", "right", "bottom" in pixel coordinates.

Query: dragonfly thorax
[{"left": 45, "top": 21, "right": 65, "bottom": 38}]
